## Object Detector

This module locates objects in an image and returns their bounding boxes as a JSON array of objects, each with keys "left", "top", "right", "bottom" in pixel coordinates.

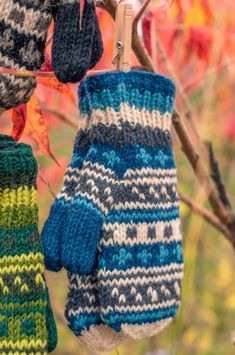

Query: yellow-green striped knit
[{"left": 0, "top": 135, "right": 57, "bottom": 354}]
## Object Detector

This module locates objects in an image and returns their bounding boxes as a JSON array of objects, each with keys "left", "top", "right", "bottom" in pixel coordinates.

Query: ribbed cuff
[
  {"left": 0, "top": 134, "right": 15, "bottom": 143},
  {"left": 0, "top": 142, "right": 37, "bottom": 187},
  {"left": 79, "top": 71, "right": 176, "bottom": 116}
]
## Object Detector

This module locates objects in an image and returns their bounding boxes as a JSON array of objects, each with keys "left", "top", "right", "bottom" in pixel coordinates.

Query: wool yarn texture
[
  {"left": 0, "top": 136, "right": 57, "bottom": 354},
  {"left": 52, "top": 0, "right": 103, "bottom": 83},
  {"left": 0, "top": 0, "right": 53, "bottom": 111},
  {"left": 64, "top": 273, "right": 125, "bottom": 351},
  {"left": 59, "top": 71, "right": 183, "bottom": 339},
  {"left": 42, "top": 101, "right": 124, "bottom": 351},
  {"left": 42, "top": 100, "right": 91, "bottom": 272}
]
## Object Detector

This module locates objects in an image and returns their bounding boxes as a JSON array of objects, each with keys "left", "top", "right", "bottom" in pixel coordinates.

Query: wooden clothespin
[{"left": 112, "top": 2, "right": 134, "bottom": 72}]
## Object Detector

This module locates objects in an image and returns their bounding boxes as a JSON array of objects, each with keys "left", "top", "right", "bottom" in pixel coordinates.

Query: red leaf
[
  {"left": 40, "top": 53, "right": 53, "bottom": 72},
  {"left": 10, "top": 104, "right": 27, "bottom": 141},
  {"left": 225, "top": 114, "right": 235, "bottom": 142},
  {"left": 182, "top": 26, "right": 213, "bottom": 65},
  {"left": 142, "top": 11, "right": 154, "bottom": 57},
  {"left": 24, "top": 96, "right": 59, "bottom": 164}
]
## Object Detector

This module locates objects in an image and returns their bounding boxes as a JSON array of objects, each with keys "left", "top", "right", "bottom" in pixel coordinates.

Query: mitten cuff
[
  {"left": 0, "top": 142, "right": 37, "bottom": 188},
  {"left": 79, "top": 71, "right": 176, "bottom": 147},
  {"left": 79, "top": 70, "right": 175, "bottom": 116}
]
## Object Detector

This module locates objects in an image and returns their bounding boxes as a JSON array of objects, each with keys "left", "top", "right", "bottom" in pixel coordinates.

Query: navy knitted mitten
[{"left": 52, "top": 0, "right": 103, "bottom": 83}]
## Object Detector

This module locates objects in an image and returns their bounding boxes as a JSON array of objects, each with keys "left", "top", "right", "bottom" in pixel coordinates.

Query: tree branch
[
  {"left": 39, "top": 100, "right": 78, "bottom": 129},
  {"left": 179, "top": 192, "right": 231, "bottom": 240},
  {"left": 99, "top": 0, "right": 235, "bottom": 246},
  {"left": 205, "top": 141, "right": 232, "bottom": 209}
]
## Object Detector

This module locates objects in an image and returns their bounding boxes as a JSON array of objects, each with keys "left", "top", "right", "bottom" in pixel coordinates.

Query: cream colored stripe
[
  {"left": 83, "top": 161, "right": 116, "bottom": 177},
  {"left": 60, "top": 164, "right": 177, "bottom": 187},
  {"left": 100, "top": 219, "right": 182, "bottom": 247},
  {"left": 63, "top": 167, "right": 177, "bottom": 186},
  {"left": 68, "top": 306, "right": 100, "bottom": 317},
  {"left": 101, "top": 299, "right": 179, "bottom": 315},
  {"left": 124, "top": 167, "right": 176, "bottom": 178},
  {"left": 113, "top": 201, "right": 179, "bottom": 211},
  {"left": 99, "top": 272, "right": 183, "bottom": 287},
  {"left": 98, "top": 263, "right": 184, "bottom": 277},
  {"left": 83, "top": 104, "right": 172, "bottom": 131}
]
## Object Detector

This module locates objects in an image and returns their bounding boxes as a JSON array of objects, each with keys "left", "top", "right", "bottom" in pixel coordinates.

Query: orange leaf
[
  {"left": 10, "top": 104, "right": 27, "bottom": 141},
  {"left": 24, "top": 95, "right": 59, "bottom": 164},
  {"left": 38, "top": 77, "right": 76, "bottom": 105},
  {"left": 39, "top": 54, "right": 76, "bottom": 105}
]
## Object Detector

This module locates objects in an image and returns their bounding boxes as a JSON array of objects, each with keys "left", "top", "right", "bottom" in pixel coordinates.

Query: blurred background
[{"left": 1, "top": 0, "right": 235, "bottom": 354}]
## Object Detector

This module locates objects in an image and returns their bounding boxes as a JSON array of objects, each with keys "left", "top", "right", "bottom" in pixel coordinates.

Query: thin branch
[
  {"left": 38, "top": 170, "right": 56, "bottom": 198},
  {"left": 39, "top": 100, "right": 78, "bottom": 129},
  {"left": 100, "top": 0, "right": 235, "bottom": 245},
  {"left": 205, "top": 141, "right": 232, "bottom": 209},
  {"left": 172, "top": 111, "right": 234, "bottom": 227},
  {"left": 179, "top": 192, "right": 230, "bottom": 238}
]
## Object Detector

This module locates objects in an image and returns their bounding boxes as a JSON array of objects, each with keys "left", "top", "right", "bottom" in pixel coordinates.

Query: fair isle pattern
[
  {"left": 42, "top": 95, "right": 91, "bottom": 272},
  {"left": 0, "top": 0, "right": 52, "bottom": 110},
  {"left": 0, "top": 137, "right": 57, "bottom": 353},
  {"left": 65, "top": 274, "right": 124, "bottom": 351},
  {"left": 60, "top": 71, "right": 183, "bottom": 339},
  {"left": 41, "top": 104, "right": 124, "bottom": 350}
]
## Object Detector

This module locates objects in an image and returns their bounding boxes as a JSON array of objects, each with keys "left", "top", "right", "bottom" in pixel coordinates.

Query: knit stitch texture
[
  {"left": 63, "top": 71, "right": 183, "bottom": 338},
  {"left": 42, "top": 99, "right": 124, "bottom": 351},
  {"left": 52, "top": 0, "right": 103, "bottom": 83},
  {"left": 0, "top": 0, "right": 52, "bottom": 110},
  {"left": 0, "top": 136, "right": 57, "bottom": 354}
]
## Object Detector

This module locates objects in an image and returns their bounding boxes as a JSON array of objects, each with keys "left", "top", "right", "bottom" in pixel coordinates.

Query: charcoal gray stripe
[{"left": 89, "top": 122, "right": 172, "bottom": 148}]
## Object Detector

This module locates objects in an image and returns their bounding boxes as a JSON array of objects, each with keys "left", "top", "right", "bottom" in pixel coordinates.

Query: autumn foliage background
[{"left": 1, "top": 0, "right": 235, "bottom": 354}]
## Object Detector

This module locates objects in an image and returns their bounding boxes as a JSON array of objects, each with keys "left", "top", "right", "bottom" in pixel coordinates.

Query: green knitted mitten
[{"left": 0, "top": 136, "right": 57, "bottom": 354}]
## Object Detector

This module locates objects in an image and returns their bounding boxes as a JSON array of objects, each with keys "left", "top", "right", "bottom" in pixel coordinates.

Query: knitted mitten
[
  {"left": 41, "top": 96, "right": 124, "bottom": 351},
  {"left": 41, "top": 87, "right": 91, "bottom": 272},
  {"left": 0, "top": 140, "right": 57, "bottom": 353},
  {"left": 65, "top": 273, "right": 124, "bottom": 351},
  {"left": 60, "top": 71, "right": 183, "bottom": 339},
  {"left": 0, "top": 1, "right": 52, "bottom": 111},
  {"left": 52, "top": 0, "right": 103, "bottom": 83}
]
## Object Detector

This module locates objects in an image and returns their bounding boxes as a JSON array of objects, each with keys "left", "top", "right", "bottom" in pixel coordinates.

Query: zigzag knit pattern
[
  {"left": 0, "top": 136, "right": 57, "bottom": 354},
  {"left": 65, "top": 273, "right": 124, "bottom": 351},
  {"left": 52, "top": 0, "right": 103, "bottom": 83},
  {"left": 0, "top": 0, "right": 52, "bottom": 110},
  {"left": 42, "top": 95, "right": 124, "bottom": 351},
  {"left": 63, "top": 71, "right": 183, "bottom": 339},
  {"left": 42, "top": 92, "right": 91, "bottom": 272}
]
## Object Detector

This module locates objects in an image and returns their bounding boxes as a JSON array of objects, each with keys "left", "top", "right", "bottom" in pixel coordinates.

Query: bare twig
[
  {"left": 205, "top": 141, "right": 232, "bottom": 209},
  {"left": 38, "top": 170, "right": 56, "bottom": 198},
  {"left": 179, "top": 192, "right": 230, "bottom": 238},
  {"left": 99, "top": 0, "right": 235, "bottom": 245},
  {"left": 39, "top": 100, "right": 78, "bottom": 129}
]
